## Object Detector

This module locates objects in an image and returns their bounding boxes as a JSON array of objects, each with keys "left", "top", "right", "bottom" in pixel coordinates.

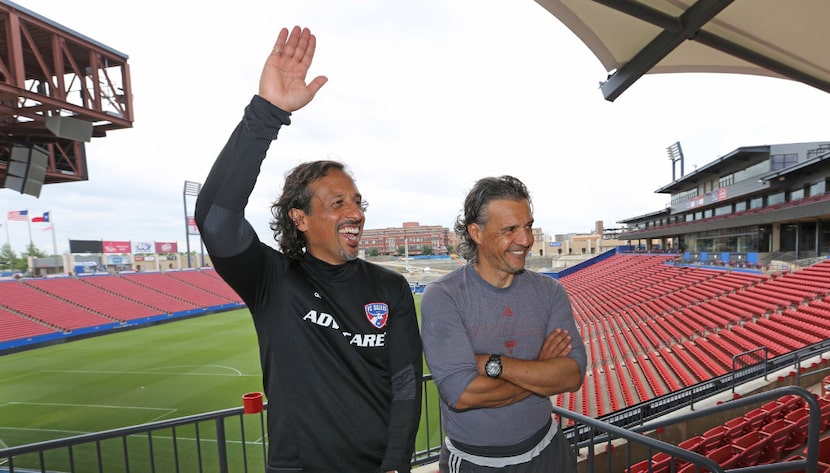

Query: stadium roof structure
[
  {"left": 0, "top": 0, "right": 133, "bottom": 194},
  {"left": 535, "top": 0, "right": 830, "bottom": 102}
]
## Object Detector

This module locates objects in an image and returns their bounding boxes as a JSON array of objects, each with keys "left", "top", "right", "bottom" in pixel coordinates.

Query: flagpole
[
  {"left": 26, "top": 212, "right": 32, "bottom": 249},
  {"left": 49, "top": 211, "right": 57, "bottom": 257},
  {"left": 3, "top": 218, "right": 8, "bottom": 271}
]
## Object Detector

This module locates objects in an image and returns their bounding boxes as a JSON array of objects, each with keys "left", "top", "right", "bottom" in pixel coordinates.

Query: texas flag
[{"left": 31, "top": 211, "right": 50, "bottom": 223}]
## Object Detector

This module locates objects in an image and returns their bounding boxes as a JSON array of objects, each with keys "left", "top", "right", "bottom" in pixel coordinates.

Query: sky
[{"left": 4, "top": 0, "right": 830, "bottom": 256}]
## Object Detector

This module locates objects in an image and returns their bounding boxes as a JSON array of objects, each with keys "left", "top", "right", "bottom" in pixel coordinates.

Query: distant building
[
  {"left": 618, "top": 141, "right": 830, "bottom": 261},
  {"left": 552, "top": 221, "right": 630, "bottom": 256},
  {"left": 360, "top": 222, "right": 451, "bottom": 256}
]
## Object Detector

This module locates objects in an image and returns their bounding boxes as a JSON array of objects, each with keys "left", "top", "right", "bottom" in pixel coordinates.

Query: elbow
[{"left": 562, "top": 372, "right": 584, "bottom": 393}]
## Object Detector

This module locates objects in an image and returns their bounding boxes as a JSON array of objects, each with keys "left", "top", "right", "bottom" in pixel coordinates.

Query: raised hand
[{"left": 259, "top": 26, "right": 328, "bottom": 113}]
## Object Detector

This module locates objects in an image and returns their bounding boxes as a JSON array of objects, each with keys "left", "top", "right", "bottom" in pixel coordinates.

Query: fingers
[
  {"left": 270, "top": 27, "right": 290, "bottom": 56},
  {"left": 538, "top": 329, "right": 573, "bottom": 360},
  {"left": 277, "top": 25, "right": 311, "bottom": 61}
]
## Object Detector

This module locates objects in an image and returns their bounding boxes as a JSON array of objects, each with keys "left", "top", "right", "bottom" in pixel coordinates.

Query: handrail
[{"left": 554, "top": 385, "right": 820, "bottom": 473}]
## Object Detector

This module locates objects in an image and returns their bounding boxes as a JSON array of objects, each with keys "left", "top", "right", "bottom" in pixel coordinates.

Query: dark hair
[
  {"left": 270, "top": 160, "right": 347, "bottom": 260},
  {"left": 454, "top": 175, "right": 532, "bottom": 263}
]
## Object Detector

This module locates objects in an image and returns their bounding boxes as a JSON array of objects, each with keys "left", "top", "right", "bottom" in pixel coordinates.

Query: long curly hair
[
  {"left": 454, "top": 175, "right": 532, "bottom": 263},
  {"left": 270, "top": 160, "right": 347, "bottom": 260}
]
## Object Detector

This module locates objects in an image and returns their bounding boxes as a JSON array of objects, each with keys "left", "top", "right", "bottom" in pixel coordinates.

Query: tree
[
  {"left": 368, "top": 248, "right": 379, "bottom": 257},
  {"left": 0, "top": 243, "right": 17, "bottom": 271},
  {"left": 421, "top": 244, "right": 433, "bottom": 256},
  {"left": 23, "top": 242, "right": 47, "bottom": 259},
  {"left": 397, "top": 246, "right": 405, "bottom": 256}
]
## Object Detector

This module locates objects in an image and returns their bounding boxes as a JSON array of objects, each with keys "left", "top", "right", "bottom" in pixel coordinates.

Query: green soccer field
[{"left": 0, "top": 294, "right": 442, "bottom": 469}]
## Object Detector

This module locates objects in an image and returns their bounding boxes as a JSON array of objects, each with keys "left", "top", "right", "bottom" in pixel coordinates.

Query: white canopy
[{"left": 535, "top": 0, "right": 830, "bottom": 101}]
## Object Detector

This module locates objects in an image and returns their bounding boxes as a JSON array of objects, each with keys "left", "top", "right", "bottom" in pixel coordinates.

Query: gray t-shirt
[{"left": 421, "top": 264, "right": 586, "bottom": 447}]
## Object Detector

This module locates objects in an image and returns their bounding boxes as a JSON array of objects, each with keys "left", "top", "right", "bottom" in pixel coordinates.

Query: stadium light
[
  {"left": 183, "top": 181, "right": 202, "bottom": 268},
  {"left": 666, "top": 141, "right": 685, "bottom": 182}
]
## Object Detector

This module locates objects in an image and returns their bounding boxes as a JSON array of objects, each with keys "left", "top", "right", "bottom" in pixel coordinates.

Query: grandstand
[
  {"left": 0, "top": 268, "right": 243, "bottom": 350},
  {"left": 3, "top": 252, "right": 830, "bottom": 472}
]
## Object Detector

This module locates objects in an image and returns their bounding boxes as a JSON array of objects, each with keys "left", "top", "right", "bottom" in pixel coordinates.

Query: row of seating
[
  {"left": 560, "top": 254, "right": 830, "bottom": 418},
  {"left": 627, "top": 393, "right": 828, "bottom": 473},
  {"left": 0, "top": 269, "right": 242, "bottom": 343}
]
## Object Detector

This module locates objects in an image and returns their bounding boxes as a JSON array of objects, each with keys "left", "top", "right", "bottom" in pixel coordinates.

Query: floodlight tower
[
  {"left": 183, "top": 181, "right": 202, "bottom": 268},
  {"left": 667, "top": 141, "right": 685, "bottom": 182}
]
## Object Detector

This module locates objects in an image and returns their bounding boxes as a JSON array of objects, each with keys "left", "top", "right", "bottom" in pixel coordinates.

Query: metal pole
[{"left": 183, "top": 181, "right": 202, "bottom": 269}]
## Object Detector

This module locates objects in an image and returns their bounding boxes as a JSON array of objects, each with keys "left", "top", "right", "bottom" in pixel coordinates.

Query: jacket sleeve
[
  {"left": 380, "top": 279, "right": 423, "bottom": 473},
  {"left": 194, "top": 95, "right": 291, "bottom": 302}
]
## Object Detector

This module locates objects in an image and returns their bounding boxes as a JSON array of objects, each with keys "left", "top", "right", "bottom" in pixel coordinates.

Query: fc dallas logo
[{"left": 364, "top": 302, "right": 389, "bottom": 329}]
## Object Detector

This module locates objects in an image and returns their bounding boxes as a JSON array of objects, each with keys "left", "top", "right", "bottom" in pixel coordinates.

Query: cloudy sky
[{"left": 4, "top": 0, "right": 830, "bottom": 256}]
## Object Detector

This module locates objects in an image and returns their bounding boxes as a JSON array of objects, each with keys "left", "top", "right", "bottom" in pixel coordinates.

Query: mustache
[{"left": 338, "top": 219, "right": 362, "bottom": 228}]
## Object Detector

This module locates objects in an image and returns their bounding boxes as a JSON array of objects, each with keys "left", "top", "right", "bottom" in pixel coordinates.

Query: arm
[
  {"left": 380, "top": 285, "right": 423, "bottom": 473},
  {"left": 475, "top": 329, "right": 583, "bottom": 398},
  {"left": 458, "top": 329, "right": 577, "bottom": 409},
  {"left": 194, "top": 26, "right": 326, "bottom": 299}
]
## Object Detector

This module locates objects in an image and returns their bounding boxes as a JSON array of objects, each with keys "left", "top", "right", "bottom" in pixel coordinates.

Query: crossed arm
[{"left": 454, "top": 329, "right": 584, "bottom": 411}]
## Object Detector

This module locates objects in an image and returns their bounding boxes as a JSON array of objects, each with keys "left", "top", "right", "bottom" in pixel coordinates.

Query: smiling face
[
  {"left": 469, "top": 198, "right": 534, "bottom": 288},
  {"left": 290, "top": 168, "right": 365, "bottom": 265}
]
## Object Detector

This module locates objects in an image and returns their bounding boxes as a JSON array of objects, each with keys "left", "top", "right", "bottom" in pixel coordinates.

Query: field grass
[{"left": 0, "top": 294, "right": 442, "bottom": 470}]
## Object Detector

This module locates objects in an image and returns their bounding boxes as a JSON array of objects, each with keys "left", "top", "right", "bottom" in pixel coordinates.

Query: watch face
[{"left": 486, "top": 357, "right": 502, "bottom": 377}]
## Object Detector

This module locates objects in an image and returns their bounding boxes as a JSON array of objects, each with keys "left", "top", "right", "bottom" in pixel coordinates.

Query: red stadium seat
[
  {"left": 732, "top": 430, "right": 769, "bottom": 468},
  {"left": 782, "top": 407, "right": 809, "bottom": 454},
  {"left": 756, "top": 418, "right": 795, "bottom": 464},
  {"left": 699, "top": 425, "right": 727, "bottom": 453}
]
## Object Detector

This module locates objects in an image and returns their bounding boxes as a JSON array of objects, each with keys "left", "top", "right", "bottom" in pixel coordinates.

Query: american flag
[{"left": 7, "top": 210, "right": 28, "bottom": 221}]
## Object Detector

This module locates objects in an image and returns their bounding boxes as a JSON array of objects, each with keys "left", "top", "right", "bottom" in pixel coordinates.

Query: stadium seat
[
  {"left": 756, "top": 418, "right": 794, "bottom": 464},
  {"left": 625, "top": 452, "right": 672, "bottom": 473},
  {"left": 819, "top": 396, "right": 830, "bottom": 432},
  {"left": 731, "top": 430, "right": 769, "bottom": 468},
  {"left": 760, "top": 399, "right": 784, "bottom": 420},
  {"left": 699, "top": 425, "right": 727, "bottom": 453},
  {"left": 782, "top": 407, "right": 809, "bottom": 454},
  {"left": 706, "top": 444, "right": 740, "bottom": 470},
  {"left": 677, "top": 435, "right": 704, "bottom": 454},
  {"left": 744, "top": 407, "right": 768, "bottom": 431},
  {"left": 723, "top": 416, "right": 750, "bottom": 443}
]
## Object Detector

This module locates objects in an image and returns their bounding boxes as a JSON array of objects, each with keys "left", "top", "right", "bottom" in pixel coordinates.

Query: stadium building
[{"left": 618, "top": 141, "right": 830, "bottom": 266}]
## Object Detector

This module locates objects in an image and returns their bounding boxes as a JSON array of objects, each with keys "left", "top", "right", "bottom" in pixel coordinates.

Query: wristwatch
[{"left": 485, "top": 354, "right": 502, "bottom": 378}]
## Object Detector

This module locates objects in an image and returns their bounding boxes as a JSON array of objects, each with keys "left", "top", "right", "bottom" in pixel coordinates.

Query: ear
[
  {"left": 468, "top": 223, "right": 483, "bottom": 245},
  {"left": 289, "top": 208, "right": 308, "bottom": 232}
]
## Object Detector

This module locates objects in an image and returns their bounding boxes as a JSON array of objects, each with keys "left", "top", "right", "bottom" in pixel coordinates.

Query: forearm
[
  {"left": 195, "top": 96, "right": 290, "bottom": 257},
  {"left": 500, "top": 356, "right": 583, "bottom": 397},
  {"left": 454, "top": 375, "right": 532, "bottom": 410}
]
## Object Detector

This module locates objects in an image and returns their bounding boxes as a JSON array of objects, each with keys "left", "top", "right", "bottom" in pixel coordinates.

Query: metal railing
[
  {"left": 556, "top": 385, "right": 822, "bottom": 473},
  {"left": 0, "top": 376, "right": 443, "bottom": 473},
  {"left": 0, "top": 405, "right": 268, "bottom": 473},
  {"left": 1, "top": 365, "right": 825, "bottom": 472}
]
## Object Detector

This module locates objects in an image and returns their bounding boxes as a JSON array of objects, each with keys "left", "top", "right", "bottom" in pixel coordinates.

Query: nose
[
  {"left": 344, "top": 199, "right": 364, "bottom": 219},
  {"left": 518, "top": 227, "right": 534, "bottom": 247}
]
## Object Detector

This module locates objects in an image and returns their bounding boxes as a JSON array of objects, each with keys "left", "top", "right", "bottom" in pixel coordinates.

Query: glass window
[
  {"left": 734, "top": 161, "right": 770, "bottom": 182},
  {"left": 767, "top": 192, "right": 786, "bottom": 206},
  {"left": 715, "top": 205, "right": 732, "bottom": 216},
  {"left": 719, "top": 174, "right": 734, "bottom": 187},
  {"left": 790, "top": 188, "right": 805, "bottom": 201},
  {"left": 771, "top": 153, "right": 798, "bottom": 171},
  {"left": 734, "top": 201, "right": 747, "bottom": 212},
  {"left": 750, "top": 197, "right": 763, "bottom": 209}
]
